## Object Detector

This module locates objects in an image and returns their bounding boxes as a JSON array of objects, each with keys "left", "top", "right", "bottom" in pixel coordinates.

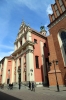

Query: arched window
[{"left": 60, "top": 31, "right": 66, "bottom": 54}]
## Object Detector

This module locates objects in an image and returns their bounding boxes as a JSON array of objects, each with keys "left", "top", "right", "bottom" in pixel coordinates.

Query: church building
[
  {"left": 0, "top": 0, "right": 66, "bottom": 88},
  {"left": 0, "top": 22, "right": 49, "bottom": 87},
  {"left": 47, "top": 0, "right": 66, "bottom": 86}
]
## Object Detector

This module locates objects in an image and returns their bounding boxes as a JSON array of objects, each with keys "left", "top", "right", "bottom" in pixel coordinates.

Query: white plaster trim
[
  {"left": 2, "top": 58, "right": 7, "bottom": 84},
  {"left": 26, "top": 31, "right": 32, "bottom": 41},
  {"left": 57, "top": 32, "right": 66, "bottom": 67},
  {"left": 35, "top": 82, "right": 43, "bottom": 87},
  {"left": 18, "top": 41, "right": 20, "bottom": 48},
  {"left": 15, "top": 48, "right": 33, "bottom": 59},
  {"left": 11, "top": 60, "right": 15, "bottom": 83},
  {"left": 21, "top": 56, "right": 24, "bottom": 82},
  {"left": 26, "top": 46, "right": 34, "bottom": 81},
  {"left": 16, "top": 59, "right": 18, "bottom": 83}
]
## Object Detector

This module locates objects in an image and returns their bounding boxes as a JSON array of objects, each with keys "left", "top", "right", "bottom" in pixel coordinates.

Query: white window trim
[{"left": 57, "top": 30, "right": 66, "bottom": 67}]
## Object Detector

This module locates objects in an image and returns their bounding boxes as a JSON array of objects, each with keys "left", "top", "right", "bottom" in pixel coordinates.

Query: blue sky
[{"left": 0, "top": 0, "right": 55, "bottom": 60}]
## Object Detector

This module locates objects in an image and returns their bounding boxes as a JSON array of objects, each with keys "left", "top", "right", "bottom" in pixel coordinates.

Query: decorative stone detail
[
  {"left": 15, "top": 49, "right": 33, "bottom": 59},
  {"left": 26, "top": 49, "right": 33, "bottom": 54},
  {"left": 48, "top": 13, "right": 66, "bottom": 29}
]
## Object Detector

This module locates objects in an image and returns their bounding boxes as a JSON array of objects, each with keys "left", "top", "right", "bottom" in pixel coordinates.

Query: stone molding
[{"left": 48, "top": 12, "right": 66, "bottom": 29}]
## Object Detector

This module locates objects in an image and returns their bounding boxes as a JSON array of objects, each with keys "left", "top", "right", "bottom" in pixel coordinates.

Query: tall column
[
  {"left": 2, "top": 58, "right": 7, "bottom": 84},
  {"left": 26, "top": 46, "right": 34, "bottom": 81},
  {"left": 21, "top": 56, "right": 24, "bottom": 82},
  {"left": 16, "top": 59, "right": 19, "bottom": 83},
  {"left": 11, "top": 60, "right": 15, "bottom": 83}
]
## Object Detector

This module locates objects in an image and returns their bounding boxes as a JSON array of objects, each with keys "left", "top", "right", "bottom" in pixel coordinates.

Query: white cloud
[
  {"left": 0, "top": 1, "right": 12, "bottom": 44},
  {"left": 0, "top": 57, "right": 2, "bottom": 61},
  {"left": 0, "top": 50, "right": 14, "bottom": 60},
  {"left": 0, "top": 44, "right": 14, "bottom": 50},
  {"left": 46, "top": 30, "right": 50, "bottom": 36},
  {"left": 8, "top": 51, "right": 14, "bottom": 54},
  {"left": 0, "top": 19, "right": 9, "bottom": 44},
  {"left": 46, "top": 5, "right": 53, "bottom": 14},
  {"left": 11, "top": 0, "right": 48, "bottom": 17}
]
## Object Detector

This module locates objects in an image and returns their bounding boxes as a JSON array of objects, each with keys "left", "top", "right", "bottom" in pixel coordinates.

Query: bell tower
[{"left": 40, "top": 26, "right": 47, "bottom": 36}]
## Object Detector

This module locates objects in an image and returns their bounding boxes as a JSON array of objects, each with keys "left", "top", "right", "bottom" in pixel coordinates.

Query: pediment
[
  {"left": 19, "top": 22, "right": 28, "bottom": 35},
  {"left": 16, "top": 22, "right": 28, "bottom": 39}
]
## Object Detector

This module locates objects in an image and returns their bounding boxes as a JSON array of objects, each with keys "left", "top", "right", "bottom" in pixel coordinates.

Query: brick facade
[{"left": 47, "top": 0, "right": 66, "bottom": 86}]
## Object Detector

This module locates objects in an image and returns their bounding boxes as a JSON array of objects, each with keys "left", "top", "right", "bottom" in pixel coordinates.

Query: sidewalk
[
  {"left": 35, "top": 86, "right": 66, "bottom": 97},
  {"left": 0, "top": 86, "right": 66, "bottom": 100},
  {"left": 1, "top": 85, "right": 66, "bottom": 95}
]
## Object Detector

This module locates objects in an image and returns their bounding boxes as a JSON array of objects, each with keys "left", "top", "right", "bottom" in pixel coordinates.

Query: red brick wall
[{"left": 47, "top": 16, "right": 66, "bottom": 86}]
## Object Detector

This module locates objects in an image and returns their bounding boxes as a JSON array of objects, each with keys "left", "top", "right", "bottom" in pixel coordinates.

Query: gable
[{"left": 16, "top": 22, "right": 28, "bottom": 40}]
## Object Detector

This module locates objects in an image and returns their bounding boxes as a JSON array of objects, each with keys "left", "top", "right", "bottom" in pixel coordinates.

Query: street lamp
[
  {"left": 49, "top": 60, "right": 60, "bottom": 92},
  {"left": 17, "top": 67, "right": 21, "bottom": 90}
]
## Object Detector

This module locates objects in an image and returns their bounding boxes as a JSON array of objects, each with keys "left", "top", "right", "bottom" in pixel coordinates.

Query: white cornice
[
  {"left": 12, "top": 41, "right": 34, "bottom": 55},
  {"left": 14, "top": 48, "right": 33, "bottom": 59}
]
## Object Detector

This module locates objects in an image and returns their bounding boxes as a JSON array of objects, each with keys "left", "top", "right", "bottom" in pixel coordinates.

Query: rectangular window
[
  {"left": 34, "top": 39, "right": 37, "bottom": 44},
  {"left": 44, "top": 43, "right": 46, "bottom": 47},
  {"left": 20, "top": 40, "right": 22, "bottom": 46},
  {"left": 35, "top": 56, "right": 39, "bottom": 68}
]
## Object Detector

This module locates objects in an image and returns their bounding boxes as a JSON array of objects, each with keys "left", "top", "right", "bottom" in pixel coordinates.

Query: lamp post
[
  {"left": 49, "top": 60, "right": 60, "bottom": 92},
  {"left": 17, "top": 67, "right": 21, "bottom": 90}
]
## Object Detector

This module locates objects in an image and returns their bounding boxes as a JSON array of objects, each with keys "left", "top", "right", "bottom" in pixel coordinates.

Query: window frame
[
  {"left": 35, "top": 56, "right": 39, "bottom": 69},
  {"left": 34, "top": 39, "right": 37, "bottom": 44}
]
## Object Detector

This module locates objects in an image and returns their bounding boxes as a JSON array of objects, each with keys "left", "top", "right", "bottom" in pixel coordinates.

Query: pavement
[{"left": 0, "top": 86, "right": 66, "bottom": 100}]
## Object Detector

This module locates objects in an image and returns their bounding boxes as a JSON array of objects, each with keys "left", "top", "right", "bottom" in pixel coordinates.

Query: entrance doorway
[{"left": 7, "top": 78, "right": 10, "bottom": 84}]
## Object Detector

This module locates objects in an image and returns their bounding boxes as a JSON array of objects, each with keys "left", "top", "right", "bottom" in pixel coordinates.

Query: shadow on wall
[
  {"left": 41, "top": 65, "right": 44, "bottom": 83},
  {"left": 0, "top": 91, "right": 21, "bottom": 100},
  {"left": 64, "top": 73, "right": 66, "bottom": 86}
]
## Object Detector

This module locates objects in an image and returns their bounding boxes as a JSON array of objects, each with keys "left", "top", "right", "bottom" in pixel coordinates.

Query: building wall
[
  {"left": 32, "top": 33, "right": 48, "bottom": 84},
  {"left": 6, "top": 60, "right": 12, "bottom": 84},
  {"left": 47, "top": 13, "right": 66, "bottom": 86},
  {"left": 0, "top": 58, "right": 15, "bottom": 84}
]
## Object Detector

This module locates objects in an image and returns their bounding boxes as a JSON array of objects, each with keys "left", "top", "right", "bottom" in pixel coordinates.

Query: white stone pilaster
[
  {"left": 14, "top": 44, "right": 17, "bottom": 51},
  {"left": 16, "top": 59, "right": 18, "bottom": 83},
  {"left": 21, "top": 56, "right": 24, "bottom": 82},
  {"left": 2, "top": 58, "right": 7, "bottom": 84},
  {"left": 11, "top": 60, "right": 15, "bottom": 83},
  {"left": 26, "top": 46, "right": 34, "bottom": 81},
  {"left": 26, "top": 30, "right": 32, "bottom": 41}
]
